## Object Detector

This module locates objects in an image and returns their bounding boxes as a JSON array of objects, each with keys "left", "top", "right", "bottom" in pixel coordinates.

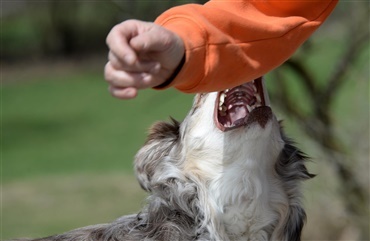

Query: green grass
[
  {"left": 2, "top": 69, "right": 193, "bottom": 182},
  {"left": 2, "top": 61, "right": 194, "bottom": 238},
  {"left": 2, "top": 173, "right": 147, "bottom": 238}
]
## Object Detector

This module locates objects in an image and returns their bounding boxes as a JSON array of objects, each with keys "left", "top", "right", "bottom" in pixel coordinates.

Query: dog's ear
[
  {"left": 279, "top": 206, "right": 306, "bottom": 241},
  {"left": 134, "top": 118, "right": 181, "bottom": 192},
  {"left": 273, "top": 126, "right": 314, "bottom": 241}
]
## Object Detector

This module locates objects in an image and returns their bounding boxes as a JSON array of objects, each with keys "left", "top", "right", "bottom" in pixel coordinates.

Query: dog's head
[
  {"left": 135, "top": 77, "right": 276, "bottom": 185},
  {"left": 134, "top": 77, "right": 313, "bottom": 241}
]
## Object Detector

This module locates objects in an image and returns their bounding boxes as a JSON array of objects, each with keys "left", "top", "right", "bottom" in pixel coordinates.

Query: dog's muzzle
[{"left": 214, "top": 77, "right": 271, "bottom": 131}]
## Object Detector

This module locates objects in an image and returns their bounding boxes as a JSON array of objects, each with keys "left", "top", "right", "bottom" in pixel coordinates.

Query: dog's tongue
[
  {"left": 215, "top": 77, "right": 270, "bottom": 131},
  {"left": 229, "top": 106, "right": 248, "bottom": 125},
  {"left": 224, "top": 83, "right": 256, "bottom": 126}
]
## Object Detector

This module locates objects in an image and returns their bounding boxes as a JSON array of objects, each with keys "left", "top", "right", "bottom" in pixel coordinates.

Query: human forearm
[{"left": 155, "top": 0, "right": 338, "bottom": 93}]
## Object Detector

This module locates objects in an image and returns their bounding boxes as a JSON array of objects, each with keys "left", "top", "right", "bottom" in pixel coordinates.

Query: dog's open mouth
[{"left": 214, "top": 77, "right": 270, "bottom": 132}]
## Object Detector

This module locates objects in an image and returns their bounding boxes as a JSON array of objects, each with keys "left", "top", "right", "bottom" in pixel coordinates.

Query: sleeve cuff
[{"left": 153, "top": 53, "right": 185, "bottom": 90}]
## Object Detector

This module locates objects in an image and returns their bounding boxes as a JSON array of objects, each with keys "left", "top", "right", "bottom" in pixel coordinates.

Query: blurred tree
[
  {"left": 2, "top": 1, "right": 122, "bottom": 59},
  {"left": 1, "top": 0, "right": 209, "bottom": 60},
  {"left": 46, "top": 1, "right": 122, "bottom": 56},
  {"left": 269, "top": 2, "right": 369, "bottom": 239},
  {"left": 49, "top": 1, "right": 79, "bottom": 55}
]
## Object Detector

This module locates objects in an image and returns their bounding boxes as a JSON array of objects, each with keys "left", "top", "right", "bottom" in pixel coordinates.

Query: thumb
[{"left": 129, "top": 27, "right": 170, "bottom": 53}]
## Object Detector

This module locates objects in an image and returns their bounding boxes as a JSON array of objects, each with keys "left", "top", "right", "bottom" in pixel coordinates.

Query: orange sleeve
[{"left": 154, "top": 0, "right": 338, "bottom": 93}]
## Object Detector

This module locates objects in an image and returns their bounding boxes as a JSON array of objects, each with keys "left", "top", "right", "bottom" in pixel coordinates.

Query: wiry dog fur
[{"left": 13, "top": 92, "right": 314, "bottom": 241}]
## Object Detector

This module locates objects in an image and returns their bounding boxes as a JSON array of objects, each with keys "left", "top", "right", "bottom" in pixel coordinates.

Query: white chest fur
[
  {"left": 209, "top": 157, "right": 279, "bottom": 241},
  {"left": 183, "top": 93, "right": 287, "bottom": 240},
  {"left": 195, "top": 123, "right": 284, "bottom": 240}
]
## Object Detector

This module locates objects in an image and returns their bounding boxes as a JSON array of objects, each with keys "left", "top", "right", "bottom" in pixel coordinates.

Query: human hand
[{"left": 105, "top": 20, "right": 185, "bottom": 99}]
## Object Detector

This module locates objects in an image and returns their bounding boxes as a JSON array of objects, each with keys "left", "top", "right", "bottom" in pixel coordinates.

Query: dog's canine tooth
[
  {"left": 219, "top": 93, "right": 226, "bottom": 106},
  {"left": 247, "top": 104, "right": 253, "bottom": 112},
  {"left": 219, "top": 105, "right": 227, "bottom": 111},
  {"left": 255, "top": 93, "right": 262, "bottom": 103},
  {"left": 252, "top": 84, "right": 257, "bottom": 92}
]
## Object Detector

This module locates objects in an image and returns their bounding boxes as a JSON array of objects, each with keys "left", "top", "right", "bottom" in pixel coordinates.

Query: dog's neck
[{"left": 183, "top": 117, "right": 285, "bottom": 240}]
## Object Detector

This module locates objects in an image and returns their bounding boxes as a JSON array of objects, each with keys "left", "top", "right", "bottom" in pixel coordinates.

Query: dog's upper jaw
[{"left": 214, "top": 77, "right": 270, "bottom": 132}]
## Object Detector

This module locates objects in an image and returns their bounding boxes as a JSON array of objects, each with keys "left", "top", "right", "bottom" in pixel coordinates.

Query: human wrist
[{"left": 154, "top": 53, "right": 185, "bottom": 89}]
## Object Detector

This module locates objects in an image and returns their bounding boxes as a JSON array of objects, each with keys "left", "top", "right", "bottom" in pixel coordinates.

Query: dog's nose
[{"left": 245, "top": 106, "right": 273, "bottom": 128}]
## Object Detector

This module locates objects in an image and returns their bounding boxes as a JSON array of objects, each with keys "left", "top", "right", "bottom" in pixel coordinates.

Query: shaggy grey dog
[{"left": 13, "top": 78, "right": 313, "bottom": 241}]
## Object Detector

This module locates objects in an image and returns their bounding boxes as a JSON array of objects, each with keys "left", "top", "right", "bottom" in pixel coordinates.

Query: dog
[{"left": 13, "top": 77, "right": 314, "bottom": 241}]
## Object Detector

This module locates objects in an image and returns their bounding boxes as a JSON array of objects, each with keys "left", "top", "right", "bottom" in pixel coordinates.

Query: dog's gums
[{"left": 215, "top": 77, "right": 269, "bottom": 131}]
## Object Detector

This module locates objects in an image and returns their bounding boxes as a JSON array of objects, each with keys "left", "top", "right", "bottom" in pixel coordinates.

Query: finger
[
  {"left": 104, "top": 62, "right": 157, "bottom": 89},
  {"left": 108, "top": 51, "right": 160, "bottom": 73},
  {"left": 105, "top": 61, "right": 136, "bottom": 87},
  {"left": 106, "top": 22, "right": 138, "bottom": 65},
  {"left": 130, "top": 27, "right": 171, "bottom": 53},
  {"left": 109, "top": 86, "right": 138, "bottom": 100}
]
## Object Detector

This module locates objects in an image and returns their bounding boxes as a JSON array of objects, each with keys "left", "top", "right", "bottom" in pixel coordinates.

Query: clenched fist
[{"left": 105, "top": 20, "right": 185, "bottom": 99}]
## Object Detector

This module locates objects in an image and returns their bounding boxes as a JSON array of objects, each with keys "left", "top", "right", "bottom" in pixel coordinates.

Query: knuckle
[
  {"left": 110, "top": 87, "right": 118, "bottom": 96},
  {"left": 106, "top": 25, "right": 122, "bottom": 45},
  {"left": 123, "top": 19, "right": 139, "bottom": 26},
  {"left": 104, "top": 65, "right": 116, "bottom": 84},
  {"left": 123, "top": 19, "right": 134, "bottom": 24},
  {"left": 105, "top": 33, "right": 111, "bottom": 45},
  {"left": 110, "top": 24, "right": 121, "bottom": 35},
  {"left": 109, "top": 57, "right": 121, "bottom": 70},
  {"left": 106, "top": 29, "right": 115, "bottom": 46}
]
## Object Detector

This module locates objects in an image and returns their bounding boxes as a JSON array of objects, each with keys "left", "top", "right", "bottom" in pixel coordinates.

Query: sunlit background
[{"left": 2, "top": 1, "right": 369, "bottom": 240}]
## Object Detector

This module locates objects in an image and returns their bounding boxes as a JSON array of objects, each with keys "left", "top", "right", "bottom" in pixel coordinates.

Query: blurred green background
[{"left": 2, "top": 1, "right": 369, "bottom": 240}]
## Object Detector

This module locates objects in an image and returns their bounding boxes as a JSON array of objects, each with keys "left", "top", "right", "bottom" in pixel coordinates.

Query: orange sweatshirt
[{"left": 154, "top": 0, "right": 338, "bottom": 93}]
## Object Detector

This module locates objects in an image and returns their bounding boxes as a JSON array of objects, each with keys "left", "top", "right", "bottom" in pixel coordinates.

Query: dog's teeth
[
  {"left": 255, "top": 94, "right": 262, "bottom": 103},
  {"left": 219, "top": 93, "right": 226, "bottom": 105},
  {"left": 219, "top": 105, "right": 227, "bottom": 112},
  {"left": 252, "top": 85, "right": 257, "bottom": 92},
  {"left": 225, "top": 89, "right": 229, "bottom": 93},
  {"left": 219, "top": 106, "right": 227, "bottom": 116},
  {"left": 247, "top": 104, "right": 253, "bottom": 112}
]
